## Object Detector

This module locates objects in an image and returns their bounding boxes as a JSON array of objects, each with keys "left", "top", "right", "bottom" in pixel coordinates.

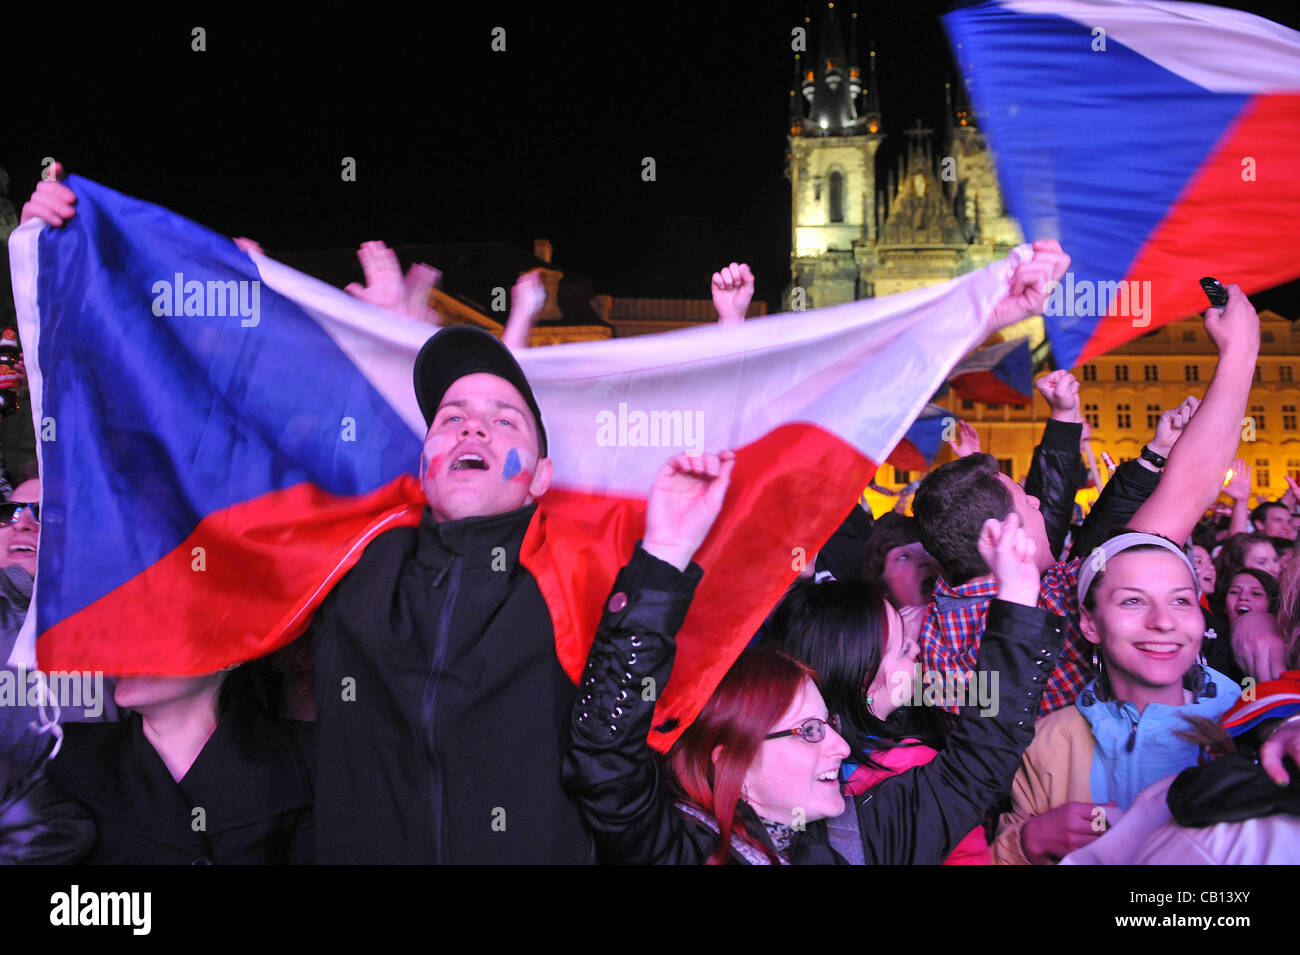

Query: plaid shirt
[{"left": 919, "top": 556, "right": 1093, "bottom": 716}]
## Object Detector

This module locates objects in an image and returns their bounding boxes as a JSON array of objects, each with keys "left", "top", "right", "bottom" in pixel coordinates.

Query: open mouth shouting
[
  {"left": 448, "top": 445, "right": 492, "bottom": 473},
  {"left": 450, "top": 453, "right": 489, "bottom": 472}
]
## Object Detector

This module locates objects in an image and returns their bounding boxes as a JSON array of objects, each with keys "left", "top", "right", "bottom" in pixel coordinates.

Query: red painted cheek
[
  {"left": 424, "top": 453, "right": 444, "bottom": 481},
  {"left": 510, "top": 468, "right": 533, "bottom": 486}
]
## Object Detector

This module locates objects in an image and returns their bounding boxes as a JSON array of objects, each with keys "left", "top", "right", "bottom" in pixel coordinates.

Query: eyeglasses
[
  {"left": 0, "top": 502, "right": 39, "bottom": 527},
  {"left": 764, "top": 714, "right": 842, "bottom": 743}
]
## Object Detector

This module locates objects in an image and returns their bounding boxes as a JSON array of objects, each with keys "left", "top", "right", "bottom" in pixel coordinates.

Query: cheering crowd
[{"left": 2, "top": 171, "right": 1299, "bottom": 865}]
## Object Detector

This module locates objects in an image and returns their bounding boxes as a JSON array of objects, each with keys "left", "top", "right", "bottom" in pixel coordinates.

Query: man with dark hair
[
  {"left": 1251, "top": 500, "right": 1295, "bottom": 540},
  {"left": 915, "top": 287, "right": 1261, "bottom": 715}
]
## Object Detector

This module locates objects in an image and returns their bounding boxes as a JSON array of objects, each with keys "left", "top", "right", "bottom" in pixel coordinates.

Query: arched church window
[{"left": 829, "top": 170, "right": 844, "bottom": 223}]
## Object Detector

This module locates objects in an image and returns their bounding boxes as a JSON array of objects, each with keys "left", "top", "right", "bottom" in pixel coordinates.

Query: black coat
[
  {"left": 1024, "top": 419, "right": 1161, "bottom": 563},
  {"left": 311, "top": 503, "right": 596, "bottom": 864},
  {"left": 46, "top": 710, "right": 314, "bottom": 865},
  {"left": 0, "top": 757, "right": 95, "bottom": 864},
  {"left": 563, "top": 549, "right": 1067, "bottom": 865}
]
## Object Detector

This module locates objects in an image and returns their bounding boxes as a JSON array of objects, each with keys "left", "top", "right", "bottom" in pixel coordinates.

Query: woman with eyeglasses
[{"left": 563, "top": 449, "right": 1065, "bottom": 864}]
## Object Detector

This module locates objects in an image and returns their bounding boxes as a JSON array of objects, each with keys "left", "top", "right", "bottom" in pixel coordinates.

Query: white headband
[{"left": 1076, "top": 532, "right": 1201, "bottom": 607}]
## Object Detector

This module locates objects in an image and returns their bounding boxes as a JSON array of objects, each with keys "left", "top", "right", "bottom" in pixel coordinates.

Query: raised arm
[
  {"left": 502, "top": 271, "right": 546, "bottom": 350},
  {"left": 1128, "top": 288, "right": 1259, "bottom": 543},
  {"left": 1025, "top": 370, "right": 1084, "bottom": 560},
  {"left": 711, "top": 262, "right": 755, "bottom": 326},
  {"left": 561, "top": 451, "right": 734, "bottom": 865},
  {"left": 1223, "top": 458, "right": 1253, "bottom": 537},
  {"left": 853, "top": 513, "right": 1067, "bottom": 864},
  {"left": 1068, "top": 397, "right": 1196, "bottom": 559}
]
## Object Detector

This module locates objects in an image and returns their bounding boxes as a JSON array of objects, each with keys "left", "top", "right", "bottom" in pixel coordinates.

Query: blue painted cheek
[{"left": 502, "top": 448, "right": 522, "bottom": 480}]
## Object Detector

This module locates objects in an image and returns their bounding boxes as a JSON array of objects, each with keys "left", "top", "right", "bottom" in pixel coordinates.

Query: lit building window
[
  {"left": 1081, "top": 365, "right": 1097, "bottom": 382},
  {"left": 893, "top": 467, "right": 911, "bottom": 484},
  {"left": 1282, "top": 366, "right": 1294, "bottom": 383},
  {"left": 1256, "top": 459, "right": 1270, "bottom": 488},
  {"left": 996, "top": 458, "right": 1014, "bottom": 478},
  {"left": 1184, "top": 365, "right": 1199, "bottom": 382},
  {"left": 1285, "top": 405, "right": 1297, "bottom": 431},
  {"left": 1251, "top": 405, "right": 1266, "bottom": 431},
  {"left": 1116, "top": 403, "right": 1131, "bottom": 429},
  {"left": 1288, "top": 459, "right": 1300, "bottom": 480},
  {"left": 1143, "top": 365, "right": 1158, "bottom": 382},
  {"left": 1115, "top": 365, "right": 1129, "bottom": 382},
  {"left": 961, "top": 399, "right": 975, "bottom": 411},
  {"left": 1084, "top": 403, "right": 1099, "bottom": 428},
  {"left": 1146, "top": 404, "right": 1160, "bottom": 429}
]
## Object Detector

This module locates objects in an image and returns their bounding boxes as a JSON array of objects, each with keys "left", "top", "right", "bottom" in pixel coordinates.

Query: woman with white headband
[{"left": 992, "top": 530, "right": 1241, "bottom": 865}]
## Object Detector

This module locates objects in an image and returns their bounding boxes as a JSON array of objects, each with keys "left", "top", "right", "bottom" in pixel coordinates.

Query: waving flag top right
[{"left": 945, "top": 0, "right": 1300, "bottom": 368}]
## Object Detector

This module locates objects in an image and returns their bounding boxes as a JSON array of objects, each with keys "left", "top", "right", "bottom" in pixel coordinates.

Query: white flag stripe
[{"left": 1003, "top": 0, "right": 1300, "bottom": 94}]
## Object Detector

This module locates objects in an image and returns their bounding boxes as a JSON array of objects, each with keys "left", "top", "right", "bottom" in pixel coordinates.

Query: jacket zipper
[{"left": 422, "top": 555, "right": 463, "bottom": 864}]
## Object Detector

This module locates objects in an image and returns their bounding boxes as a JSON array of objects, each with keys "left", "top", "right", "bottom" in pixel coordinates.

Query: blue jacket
[{"left": 1078, "top": 666, "right": 1240, "bottom": 810}]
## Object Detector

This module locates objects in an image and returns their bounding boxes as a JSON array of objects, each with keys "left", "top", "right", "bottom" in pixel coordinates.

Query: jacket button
[
  {"left": 616, "top": 689, "right": 630, "bottom": 702},
  {"left": 629, "top": 636, "right": 643, "bottom": 649},
  {"left": 626, "top": 653, "right": 638, "bottom": 666},
  {"left": 608, "top": 592, "right": 628, "bottom": 612},
  {"left": 608, "top": 724, "right": 619, "bottom": 736},
  {"left": 1016, "top": 720, "right": 1027, "bottom": 728},
  {"left": 613, "top": 706, "right": 624, "bottom": 718},
  {"left": 578, "top": 711, "right": 589, "bottom": 722},
  {"left": 1025, "top": 690, "right": 1035, "bottom": 698}
]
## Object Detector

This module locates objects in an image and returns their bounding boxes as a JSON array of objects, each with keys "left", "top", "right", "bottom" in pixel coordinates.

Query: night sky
[{"left": 4, "top": 0, "right": 1298, "bottom": 314}]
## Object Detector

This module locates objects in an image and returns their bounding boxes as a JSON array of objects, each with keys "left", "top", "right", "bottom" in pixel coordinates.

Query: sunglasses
[
  {"left": 764, "top": 714, "right": 842, "bottom": 744},
  {"left": 0, "top": 502, "right": 39, "bottom": 527}
]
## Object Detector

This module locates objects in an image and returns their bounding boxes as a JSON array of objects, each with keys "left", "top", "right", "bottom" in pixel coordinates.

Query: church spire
[
  {"left": 847, "top": 9, "right": 862, "bottom": 106},
  {"left": 809, "top": 2, "right": 856, "bottom": 134},
  {"left": 790, "top": 53, "right": 806, "bottom": 135},
  {"left": 862, "top": 41, "right": 881, "bottom": 134}
]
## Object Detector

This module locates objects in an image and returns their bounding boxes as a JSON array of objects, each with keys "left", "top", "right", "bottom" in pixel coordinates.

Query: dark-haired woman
[
  {"left": 45, "top": 661, "right": 314, "bottom": 864},
  {"left": 563, "top": 446, "right": 1066, "bottom": 864},
  {"left": 769, "top": 579, "right": 988, "bottom": 863}
]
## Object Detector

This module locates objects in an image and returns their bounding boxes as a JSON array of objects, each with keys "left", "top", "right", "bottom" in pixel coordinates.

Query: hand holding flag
[{"left": 987, "top": 239, "right": 1069, "bottom": 334}]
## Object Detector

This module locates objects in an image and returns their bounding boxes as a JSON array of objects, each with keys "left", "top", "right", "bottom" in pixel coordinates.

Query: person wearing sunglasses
[{"left": 565, "top": 464, "right": 1068, "bottom": 863}]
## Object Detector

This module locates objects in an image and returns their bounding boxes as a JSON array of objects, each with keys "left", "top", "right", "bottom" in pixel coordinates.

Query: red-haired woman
[{"left": 563, "top": 448, "right": 1066, "bottom": 864}]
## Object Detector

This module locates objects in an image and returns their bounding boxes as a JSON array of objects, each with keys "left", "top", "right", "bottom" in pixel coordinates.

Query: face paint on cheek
[
  {"left": 501, "top": 448, "right": 522, "bottom": 481},
  {"left": 424, "top": 453, "right": 444, "bottom": 481}
]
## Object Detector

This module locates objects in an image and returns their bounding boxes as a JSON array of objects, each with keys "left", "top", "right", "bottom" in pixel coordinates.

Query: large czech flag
[
  {"left": 9, "top": 176, "right": 1020, "bottom": 746},
  {"left": 945, "top": 0, "right": 1300, "bottom": 368}
]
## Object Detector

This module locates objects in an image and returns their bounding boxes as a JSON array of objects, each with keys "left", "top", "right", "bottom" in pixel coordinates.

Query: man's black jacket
[{"left": 311, "top": 502, "right": 596, "bottom": 864}]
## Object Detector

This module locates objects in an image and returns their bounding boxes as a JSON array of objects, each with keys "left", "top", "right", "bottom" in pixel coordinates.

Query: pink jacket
[{"left": 846, "top": 740, "right": 992, "bottom": 865}]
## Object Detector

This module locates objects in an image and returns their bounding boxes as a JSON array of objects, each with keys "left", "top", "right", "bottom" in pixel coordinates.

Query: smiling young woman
[{"left": 994, "top": 531, "right": 1242, "bottom": 865}]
